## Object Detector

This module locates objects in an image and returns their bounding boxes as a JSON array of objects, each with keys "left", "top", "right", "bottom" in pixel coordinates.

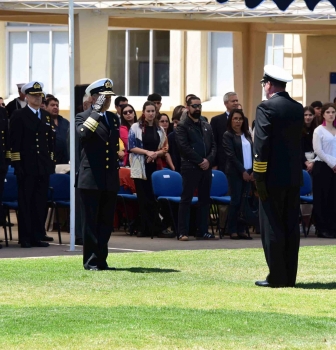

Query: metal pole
[{"left": 68, "top": 0, "right": 76, "bottom": 251}]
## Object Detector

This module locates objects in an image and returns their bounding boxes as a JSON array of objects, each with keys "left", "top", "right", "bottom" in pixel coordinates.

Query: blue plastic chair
[
  {"left": 48, "top": 174, "right": 70, "bottom": 244},
  {"left": 117, "top": 185, "right": 138, "bottom": 234},
  {"left": 300, "top": 170, "right": 313, "bottom": 237},
  {"left": 210, "top": 170, "right": 231, "bottom": 238},
  {"left": 2, "top": 173, "right": 19, "bottom": 246},
  {"left": 151, "top": 169, "right": 198, "bottom": 239}
]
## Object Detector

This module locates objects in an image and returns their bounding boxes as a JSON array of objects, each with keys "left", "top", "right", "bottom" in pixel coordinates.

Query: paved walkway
[{"left": 1, "top": 224, "right": 334, "bottom": 259}]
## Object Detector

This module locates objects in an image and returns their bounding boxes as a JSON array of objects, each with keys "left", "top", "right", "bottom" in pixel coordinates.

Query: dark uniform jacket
[
  {"left": 210, "top": 112, "right": 228, "bottom": 169},
  {"left": 54, "top": 115, "right": 70, "bottom": 165},
  {"left": 10, "top": 106, "right": 56, "bottom": 176},
  {"left": 6, "top": 98, "right": 23, "bottom": 119},
  {"left": 75, "top": 107, "right": 120, "bottom": 192},
  {"left": 223, "top": 130, "right": 253, "bottom": 176},
  {"left": 253, "top": 91, "right": 304, "bottom": 187},
  {"left": 175, "top": 116, "right": 216, "bottom": 169},
  {"left": 0, "top": 107, "right": 11, "bottom": 171}
]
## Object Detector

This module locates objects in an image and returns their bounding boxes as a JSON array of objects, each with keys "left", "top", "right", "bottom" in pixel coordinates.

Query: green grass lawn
[{"left": 1, "top": 246, "right": 336, "bottom": 349}]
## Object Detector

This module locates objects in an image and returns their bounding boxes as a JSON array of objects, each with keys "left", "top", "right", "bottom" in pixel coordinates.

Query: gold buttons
[
  {"left": 46, "top": 132, "right": 48, "bottom": 135},
  {"left": 106, "top": 158, "right": 109, "bottom": 161},
  {"left": 2, "top": 143, "right": 4, "bottom": 146},
  {"left": 106, "top": 150, "right": 109, "bottom": 153},
  {"left": 1, "top": 131, "right": 4, "bottom": 134},
  {"left": 37, "top": 145, "right": 39, "bottom": 147},
  {"left": 81, "top": 128, "right": 84, "bottom": 131},
  {"left": 116, "top": 144, "right": 118, "bottom": 146},
  {"left": 106, "top": 165, "right": 109, "bottom": 169},
  {"left": 36, "top": 139, "right": 39, "bottom": 141},
  {"left": 36, "top": 133, "right": 38, "bottom": 135},
  {"left": 37, "top": 151, "right": 40, "bottom": 154},
  {"left": 106, "top": 142, "right": 109, "bottom": 145}
]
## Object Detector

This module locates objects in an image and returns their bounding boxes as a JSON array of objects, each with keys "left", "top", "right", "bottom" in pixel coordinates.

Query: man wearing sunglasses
[
  {"left": 175, "top": 96, "right": 217, "bottom": 241},
  {"left": 114, "top": 96, "right": 128, "bottom": 123}
]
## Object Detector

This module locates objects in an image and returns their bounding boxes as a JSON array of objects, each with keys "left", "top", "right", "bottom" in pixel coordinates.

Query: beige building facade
[{"left": 1, "top": 7, "right": 336, "bottom": 121}]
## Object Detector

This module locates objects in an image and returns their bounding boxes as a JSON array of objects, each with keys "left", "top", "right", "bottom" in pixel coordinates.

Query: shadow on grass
[
  {"left": 116, "top": 267, "right": 180, "bottom": 273},
  {"left": 295, "top": 282, "right": 336, "bottom": 290}
]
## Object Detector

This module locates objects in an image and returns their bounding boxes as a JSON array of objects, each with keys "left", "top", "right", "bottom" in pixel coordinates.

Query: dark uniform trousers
[
  {"left": 10, "top": 106, "right": 55, "bottom": 244},
  {"left": 178, "top": 168, "right": 212, "bottom": 236},
  {"left": 79, "top": 189, "right": 117, "bottom": 268},
  {"left": 75, "top": 107, "right": 120, "bottom": 269},
  {"left": 259, "top": 186, "right": 300, "bottom": 287},
  {"left": 17, "top": 175, "right": 50, "bottom": 242}
]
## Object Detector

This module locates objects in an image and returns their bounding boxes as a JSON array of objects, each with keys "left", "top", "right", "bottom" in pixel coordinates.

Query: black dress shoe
[
  {"left": 98, "top": 266, "right": 116, "bottom": 271},
  {"left": 255, "top": 280, "right": 286, "bottom": 288},
  {"left": 75, "top": 237, "right": 83, "bottom": 245},
  {"left": 41, "top": 235, "right": 54, "bottom": 242},
  {"left": 157, "top": 229, "right": 176, "bottom": 238},
  {"left": 31, "top": 241, "right": 50, "bottom": 247},
  {"left": 84, "top": 264, "right": 99, "bottom": 271},
  {"left": 21, "top": 242, "right": 32, "bottom": 248}
]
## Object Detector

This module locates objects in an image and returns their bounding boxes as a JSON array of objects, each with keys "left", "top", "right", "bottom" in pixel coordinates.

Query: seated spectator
[
  {"left": 128, "top": 101, "right": 173, "bottom": 238},
  {"left": 302, "top": 106, "right": 318, "bottom": 173},
  {"left": 167, "top": 105, "right": 184, "bottom": 172},
  {"left": 311, "top": 101, "right": 323, "bottom": 124},
  {"left": 223, "top": 109, "right": 253, "bottom": 240},
  {"left": 46, "top": 97, "right": 70, "bottom": 164},
  {"left": 312, "top": 103, "right": 336, "bottom": 238},
  {"left": 120, "top": 104, "right": 137, "bottom": 167}
]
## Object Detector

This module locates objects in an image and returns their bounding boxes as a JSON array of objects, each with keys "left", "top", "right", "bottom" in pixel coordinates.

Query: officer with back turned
[
  {"left": 75, "top": 78, "right": 120, "bottom": 271},
  {"left": 253, "top": 65, "right": 304, "bottom": 288}
]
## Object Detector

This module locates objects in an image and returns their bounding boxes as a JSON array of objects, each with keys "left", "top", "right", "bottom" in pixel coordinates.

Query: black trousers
[
  {"left": 134, "top": 177, "right": 162, "bottom": 235},
  {"left": 75, "top": 188, "right": 82, "bottom": 239},
  {"left": 79, "top": 189, "right": 117, "bottom": 268},
  {"left": 0, "top": 170, "right": 7, "bottom": 223},
  {"left": 178, "top": 167, "right": 212, "bottom": 236},
  {"left": 312, "top": 161, "right": 336, "bottom": 231},
  {"left": 227, "top": 171, "right": 252, "bottom": 234},
  {"left": 17, "top": 174, "right": 50, "bottom": 244},
  {"left": 259, "top": 186, "right": 300, "bottom": 286}
]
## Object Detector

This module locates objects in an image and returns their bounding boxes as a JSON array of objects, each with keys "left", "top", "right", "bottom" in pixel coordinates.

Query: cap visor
[
  {"left": 99, "top": 91, "right": 116, "bottom": 96},
  {"left": 29, "top": 92, "right": 43, "bottom": 95}
]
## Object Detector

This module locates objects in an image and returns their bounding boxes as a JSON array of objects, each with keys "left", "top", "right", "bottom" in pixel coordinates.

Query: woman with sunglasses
[
  {"left": 223, "top": 109, "right": 253, "bottom": 240},
  {"left": 120, "top": 104, "right": 137, "bottom": 166},
  {"left": 158, "top": 113, "right": 175, "bottom": 170}
]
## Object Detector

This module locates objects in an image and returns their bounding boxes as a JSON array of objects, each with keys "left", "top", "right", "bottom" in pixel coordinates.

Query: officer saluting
[
  {"left": 75, "top": 78, "right": 120, "bottom": 271},
  {"left": 10, "top": 81, "right": 56, "bottom": 248},
  {"left": 253, "top": 65, "right": 304, "bottom": 288}
]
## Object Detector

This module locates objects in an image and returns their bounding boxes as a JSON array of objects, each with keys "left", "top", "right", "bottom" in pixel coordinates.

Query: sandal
[{"left": 179, "top": 235, "right": 189, "bottom": 241}]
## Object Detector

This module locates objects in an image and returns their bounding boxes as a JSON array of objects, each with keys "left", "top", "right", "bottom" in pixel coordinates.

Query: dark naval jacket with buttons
[
  {"left": 75, "top": 107, "right": 120, "bottom": 192},
  {"left": 10, "top": 106, "right": 56, "bottom": 175},
  {"left": 0, "top": 107, "right": 11, "bottom": 171},
  {"left": 175, "top": 115, "right": 216, "bottom": 169}
]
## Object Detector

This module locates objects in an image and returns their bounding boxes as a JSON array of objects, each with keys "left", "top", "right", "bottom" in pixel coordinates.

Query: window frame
[{"left": 6, "top": 23, "right": 68, "bottom": 99}]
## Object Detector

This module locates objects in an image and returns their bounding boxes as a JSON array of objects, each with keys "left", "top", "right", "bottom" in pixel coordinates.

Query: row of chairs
[{"left": 2, "top": 173, "right": 70, "bottom": 247}]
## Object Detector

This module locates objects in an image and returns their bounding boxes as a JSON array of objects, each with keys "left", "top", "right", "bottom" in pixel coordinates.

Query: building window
[
  {"left": 108, "top": 29, "right": 170, "bottom": 97},
  {"left": 7, "top": 24, "right": 69, "bottom": 100},
  {"left": 209, "top": 32, "right": 234, "bottom": 97},
  {"left": 265, "top": 33, "right": 285, "bottom": 67}
]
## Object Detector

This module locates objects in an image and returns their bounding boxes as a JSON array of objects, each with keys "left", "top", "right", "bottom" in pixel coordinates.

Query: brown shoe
[{"left": 179, "top": 235, "right": 189, "bottom": 241}]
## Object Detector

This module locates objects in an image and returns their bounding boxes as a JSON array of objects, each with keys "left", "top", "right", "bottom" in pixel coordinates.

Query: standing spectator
[
  {"left": 10, "top": 81, "right": 55, "bottom": 248},
  {"left": 168, "top": 105, "right": 184, "bottom": 173},
  {"left": 210, "top": 92, "right": 239, "bottom": 174},
  {"left": 254, "top": 65, "right": 303, "bottom": 288},
  {"left": 175, "top": 96, "right": 217, "bottom": 241},
  {"left": 6, "top": 83, "right": 26, "bottom": 118},
  {"left": 223, "top": 109, "right": 253, "bottom": 240},
  {"left": 114, "top": 96, "right": 128, "bottom": 122},
  {"left": 312, "top": 103, "right": 336, "bottom": 239},
  {"left": 120, "top": 104, "right": 137, "bottom": 166},
  {"left": 75, "top": 78, "right": 120, "bottom": 270},
  {"left": 311, "top": 101, "right": 323, "bottom": 124},
  {"left": 128, "top": 101, "right": 173, "bottom": 238},
  {"left": 302, "top": 106, "right": 318, "bottom": 173},
  {"left": 46, "top": 97, "right": 70, "bottom": 165},
  {"left": 147, "top": 93, "right": 162, "bottom": 115},
  {"left": 158, "top": 113, "right": 174, "bottom": 169}
]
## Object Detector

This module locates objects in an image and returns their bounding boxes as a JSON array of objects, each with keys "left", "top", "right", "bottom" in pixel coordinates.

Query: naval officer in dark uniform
[
  {"left": 75, "top": 78, "right": 120, "bottom": 271},
  {"left": 253, "top": 65, "right": 304, "bottom": 288},
  {"left": 0, "top": 106, "right": 11, "bottom": 231},
  {"left": 10, "top": 81, "right": 56, "bottom": 248}
]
